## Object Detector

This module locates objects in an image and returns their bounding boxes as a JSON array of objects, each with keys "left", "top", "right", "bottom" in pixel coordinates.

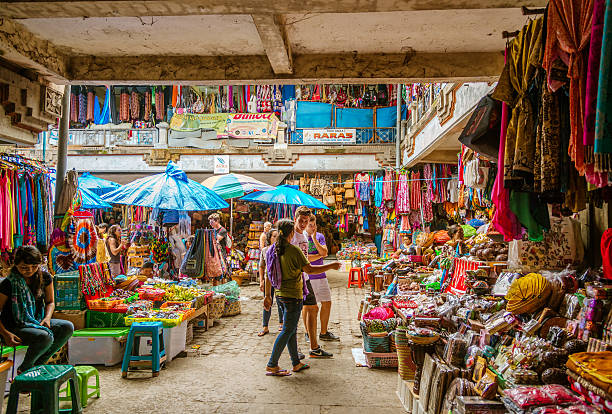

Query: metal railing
[{"left": 41, "top": 127, "right": 159, "bottom": 147}]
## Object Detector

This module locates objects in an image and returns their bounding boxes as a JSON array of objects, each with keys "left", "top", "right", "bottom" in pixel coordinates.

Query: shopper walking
[
  {"left": 264, "top": 219, "right": 341, "bottom": 376},
  {"left": 292, "top": 206, "right": 333, "bottom": 358},
  {"left": 259, "top": 221, "right": 272, "bottom": 251},
  {"left": 306, "top": 214, "right": 339, "bottom": 341},
  {"left": 258, "top": 228, "right": 283, "bottom": 336}
]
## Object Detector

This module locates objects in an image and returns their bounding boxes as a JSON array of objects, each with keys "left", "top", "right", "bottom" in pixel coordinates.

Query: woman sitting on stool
[{"left": 0, "top": 246, "right": 74, "bottom": 373}]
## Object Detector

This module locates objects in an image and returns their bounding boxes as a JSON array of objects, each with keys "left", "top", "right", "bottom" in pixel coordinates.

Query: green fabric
[
  {"left": 7, "top": 271, "right": 51, "bottom": 335},
  {"left": 509, "top": 191, "right": 550, "bottom": 242},
  {"left": 460, "top": 225, "right": 477, "bottom": 239},
  {"left": 276, "top": 245, "right": 309, "bottom": 300},
  {"left": 72, "top": 328, "right": 130, "bottom": 337},
  {"left": 595, "top": 0, "right": 612, "bottom": 162}
]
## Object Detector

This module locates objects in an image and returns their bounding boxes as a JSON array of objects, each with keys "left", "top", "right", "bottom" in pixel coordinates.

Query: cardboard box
[{"left": 53, "top": 310, "right": 87, "bottom": 330}]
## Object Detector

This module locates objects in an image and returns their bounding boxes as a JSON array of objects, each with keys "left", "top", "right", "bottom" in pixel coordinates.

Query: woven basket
[
  {"left": 395, "top": 330, "right": 417, "bottom": 380},
  {"left": 223, "top": 300, "right": 241, "bottom": 317},
  {"left": 209, "top": 296, "right": 225, "bottom": 320},
  {"left": 360, "top": 322, "right": 390, "bottom": 353},
  {"left": 364, "top": 351, "right": 398, "bottom": 368},
  {"left": 406, "top": 333, "right": 440, "bottom": 345}
]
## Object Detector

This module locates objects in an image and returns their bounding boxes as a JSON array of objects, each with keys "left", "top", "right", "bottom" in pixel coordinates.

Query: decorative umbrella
[
  {"left": 102, "top": 161, "right": 229, "bottom": 211},
  {"left": 202, "top": 173, "right": 275, "bottom": 200},
  {"left": 239, "top": 185, "right": 328, "bottom": 210},
  {"left": 78, "top": 172, "right": 121, "bottom": 195}
]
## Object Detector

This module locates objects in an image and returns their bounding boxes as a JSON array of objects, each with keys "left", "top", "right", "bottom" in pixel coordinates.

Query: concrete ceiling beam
[
  {"left": 68, "top": 52, "right": 503, "bottom": 84},
  {"left": 0, "top": 18, "right": 68, "bottom": 83},
  {"left": 251, "top": 14, "right": 293, "bottom": 75},
  {"left": 0, "top": 0, "right": 549, "bottom": 18}
]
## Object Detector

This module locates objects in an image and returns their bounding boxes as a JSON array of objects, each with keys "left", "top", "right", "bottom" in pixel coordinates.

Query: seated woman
[
  {"left": 443, "top": 224, "right": 467, "bottom": 256},
  {"left": 0, "top": 246, "right": 74, "bottom": 373}
]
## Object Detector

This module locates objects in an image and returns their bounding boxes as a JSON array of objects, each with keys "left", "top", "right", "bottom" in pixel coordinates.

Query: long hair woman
[
  {"left": 0, "top": 246, "right": 74, "bottom": 373},
  {"left": 264, "top": 219, "right": 341, "bottom": 376},
  {"left": 106, "top": 224, "right": 125, "bottom": 276},
  {"left": 258, "top": 227, "right": 283, "bottom": 337}
]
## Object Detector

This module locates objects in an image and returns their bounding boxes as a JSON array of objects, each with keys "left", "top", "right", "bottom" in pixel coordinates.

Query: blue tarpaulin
[
  {"left": 296, "top": 101, "right": 333, "bottom": 128},
  {"left": 336, "top": 107, "right": 374, "bottom": 128},
  {"left": 376, "top": 105, "right": 408, "bottom": 128}
]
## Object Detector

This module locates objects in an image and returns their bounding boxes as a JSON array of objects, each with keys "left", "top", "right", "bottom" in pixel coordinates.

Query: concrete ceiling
[{"left": 0, "top": 0, "right": 548, "bottom": 84}]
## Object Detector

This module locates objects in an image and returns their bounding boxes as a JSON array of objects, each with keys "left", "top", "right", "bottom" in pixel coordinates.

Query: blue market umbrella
[
  {"left": 102, "top": 161, "right": 229, "bottom": 211},
  {"left": 202, "top": 173, "right": 275, "bottom": 199},
  {"left": 239, "top": 185, "right": 328, "bottom": 209},
  {"left": 79, "top": 186, "right": 113, "bottom": 209},
  {"left": 78, "top": 172, "right": 121, "bottom": 195},
  {"left": 48, "top": 174, "right": 112, "bottom": 210}
]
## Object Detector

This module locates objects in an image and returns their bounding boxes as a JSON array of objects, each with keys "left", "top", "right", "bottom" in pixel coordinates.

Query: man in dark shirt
[{"left": 208, "top": 213, "right": 229, "bottom": 252}]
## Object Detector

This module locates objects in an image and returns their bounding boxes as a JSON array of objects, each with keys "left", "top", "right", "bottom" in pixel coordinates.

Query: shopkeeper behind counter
[
  {"left": 0, "top": 246, "right": 74, "bottom": 374},
  {"left": 444, "top": 224, "right": 467, "bottom": 256}
]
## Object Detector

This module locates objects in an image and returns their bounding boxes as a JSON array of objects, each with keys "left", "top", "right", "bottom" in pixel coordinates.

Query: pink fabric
[
  {"left": 363, "top": 306, "right": 394, "bottom": 321},
  {"left": 492, "top": 47, "right": 523, "bottom": 241},
  {"left": 423, "top": 165, "right": 434, "bottom": 222},
  {"left": 396, "top": 173, "right": 410, "bottom": 213}
]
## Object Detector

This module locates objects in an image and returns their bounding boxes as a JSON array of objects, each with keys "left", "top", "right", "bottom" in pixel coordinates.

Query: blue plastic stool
[
  {"left": 121, "top": 321, "right": 166, "bottom": 378},
  {"left": 6, "top": 364, "right": 82, "bottom": 414}
]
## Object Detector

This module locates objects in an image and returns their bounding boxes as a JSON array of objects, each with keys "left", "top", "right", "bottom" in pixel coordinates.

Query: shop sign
[
  {"left": 303, "top": 128, "right": 356, "bottom": 144},
  {"left": 214, "top": 155, "right": 230, "bottom": 174},
  {"left": 170, "top": 112, "right": 278, "bottom": 140}
]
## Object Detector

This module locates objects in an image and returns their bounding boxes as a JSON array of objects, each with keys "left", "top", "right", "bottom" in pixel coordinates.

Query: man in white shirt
[{"left": 292, "top": 206, "right": 333, "bottom": 358}]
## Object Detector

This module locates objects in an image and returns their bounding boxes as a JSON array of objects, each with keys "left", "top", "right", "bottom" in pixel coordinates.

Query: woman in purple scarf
[{"left": 264, "top": 219, "right": 340, "bottom": 376}]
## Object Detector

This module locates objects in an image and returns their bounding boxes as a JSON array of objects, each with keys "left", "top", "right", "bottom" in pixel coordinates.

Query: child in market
[
  {"left": 264, "top": 219, "right": 341, "bottom": 376},
  {"left": 139, "top": 261, "right": 155, "bottom": 280}
]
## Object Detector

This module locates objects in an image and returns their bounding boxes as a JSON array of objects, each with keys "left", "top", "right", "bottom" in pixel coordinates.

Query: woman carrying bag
[{"left": 263, "top": 219, "right": 341, "bottom": 376}]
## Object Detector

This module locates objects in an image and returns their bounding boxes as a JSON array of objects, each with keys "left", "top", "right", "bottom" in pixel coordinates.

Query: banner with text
[
  {"left": 302, "top": 128, "right": 356, "bottom": 145},
  {"left": 170, "top": 112, "right": 278, "bottom": 140}
]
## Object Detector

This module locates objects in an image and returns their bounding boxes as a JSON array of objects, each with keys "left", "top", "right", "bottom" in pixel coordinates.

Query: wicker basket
[
  {"left": 407, "top": 333, "right": 440, "bottom": 345},
  {"left": 209, "top": 296, "right": 226, "bottom": 320},
  {"left": 360, "top": 322, "right": 391, "bottom": 353},
  {"left": 223, "top": 300, "right": 242, "bottom": 317},
  {"left": 364, "top": 351, "right": 398, "bottom": 368},
  {"left": 395, "top": 330, "right": 417, "bottom": 380}
]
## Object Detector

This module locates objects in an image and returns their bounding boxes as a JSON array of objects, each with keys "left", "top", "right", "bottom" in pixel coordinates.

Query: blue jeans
[
  {"left": 262, "top": 287, "right": 283, "bottom": 328},
  {"left": 267, "top": 297, "right": 303, "bottom": 368},
  {"left": 14, "top": 319, "right": 74, "bottom": 372}
]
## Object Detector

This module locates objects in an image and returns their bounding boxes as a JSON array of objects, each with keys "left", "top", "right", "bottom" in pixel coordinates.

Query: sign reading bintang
[{"left": 303, "top": 129, "right": 356, "bottom": 145}]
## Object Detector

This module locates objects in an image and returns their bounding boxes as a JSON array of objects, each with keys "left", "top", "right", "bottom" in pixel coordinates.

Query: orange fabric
[
  {"left": 567, "top": 351, "right": 612, "bottom": 396},
  {"left": 172, "top": 85, "right": 178, "bottom": 108},
  {"left": 543, "top": 0, "right": 594, "bottom": 175}
]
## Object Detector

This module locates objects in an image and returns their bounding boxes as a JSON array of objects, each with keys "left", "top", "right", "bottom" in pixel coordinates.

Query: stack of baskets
[
  {"left": 360, "top": 321, "right": 398, "bottom": 368},
  {"left": 395, "top": 329, "right": 417, "bottom": 380},
  {"left": 209, "top": 294, "right": 226, "bottom": 320}
]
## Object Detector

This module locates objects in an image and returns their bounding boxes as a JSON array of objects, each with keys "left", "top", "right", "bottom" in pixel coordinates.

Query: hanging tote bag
[
  {"left": 458, "top": 94, "right": 501, "bottom": 161},
  {"left": 181, "top": 229, "right": 205, "bottom": 278}
]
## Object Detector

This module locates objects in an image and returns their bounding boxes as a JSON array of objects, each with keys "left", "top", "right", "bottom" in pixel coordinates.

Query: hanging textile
[
  {"left": 543, "top": 0, "right": 594, "bottom": 176},
  {"left": 155, "top": 86, "right": 165, "bottom": 121},
  {"left": 396, "top": 173, "right": 410, "bottom": 213},
  {"left": 374, "top": 173, "right": 384, "bottom": 208},
  {"left": 130, "top": 88, "right": 140, "bottom": 121},
  {"left": 77, "top": 87, "right": 87, "bottom": 124},
  {"left": 422, "top": 165, "right": 434, "bottom": 223},
  {"left": 492, "top": 17, "right": 544, "bottom": 190},
  {"left": 595, "top": 0, "right": 612, "bottom": 174},
  {"left": 86, "top": 87, "right": 95, "bottom": 122}
]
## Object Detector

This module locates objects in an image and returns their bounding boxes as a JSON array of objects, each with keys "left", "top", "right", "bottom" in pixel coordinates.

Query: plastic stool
[
  {"left": 347, "top": 267, "right": 364, "bottom": 288},
  {"left": 7, "top": 364, "right": 82, "bottom": 414},
  {"left": 59, "top": 365, "right": 100, "bottom": 408},
  {"left": 122, "top": 321, "right": 166, "bottom": 378}
]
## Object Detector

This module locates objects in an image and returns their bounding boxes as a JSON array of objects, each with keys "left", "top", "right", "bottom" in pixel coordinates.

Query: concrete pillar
[
  {"left": 156, "top": 122, "right": 169, "bottom": 148},
  {"left": 54, "top": 84, "right": 70, "bottom": 212},
  {"left": 277, "top": 121, "right": 287, "bottom": 144}
]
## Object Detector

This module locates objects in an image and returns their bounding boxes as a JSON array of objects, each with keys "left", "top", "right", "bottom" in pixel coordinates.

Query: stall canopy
[
  {"left": 102, "top": 162, "right": 229, "bottom": 211},
  {"left": 78, "top": 172, "right": 121, "bottom": 195},
  {"left": 202, "top": 173, "right": 275, "bottom": 199},
  {"left": 49, "top": 173, "right": 112, "bottom": 210},
  {"left": 240, "top": 185, "right": 328, "bottom": 209}
]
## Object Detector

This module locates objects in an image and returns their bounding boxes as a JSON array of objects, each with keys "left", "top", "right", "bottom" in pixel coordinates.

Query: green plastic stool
[
  {"left": 59, "top": 365, "right": 100, "bottom": 408},
  {"left": 6, "top": 364, "right": 82, "bottom": 414}
]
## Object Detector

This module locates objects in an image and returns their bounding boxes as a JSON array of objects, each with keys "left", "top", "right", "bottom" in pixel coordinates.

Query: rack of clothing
[{"left": 0, "top": 153, "right": 53, "bottom": 255}]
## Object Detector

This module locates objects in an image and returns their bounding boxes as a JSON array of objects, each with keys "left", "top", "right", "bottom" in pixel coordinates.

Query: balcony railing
[
  {"left": 289, "top": 127, "right": 396, "bottom": 145},
  {"left": 42, "top": 127, "right": 159, "bottom": 148}
]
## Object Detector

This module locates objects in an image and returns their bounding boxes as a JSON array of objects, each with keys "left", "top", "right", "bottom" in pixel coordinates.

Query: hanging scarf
[
  {"left": 602, "top": 228, "right": 612, "bottom": 279},
  {"left": 7, "top": 271, "right": 52, "bottom": 334},
  {"left": 543, "top": 0, "right": 594, "bottom": 176},
  {"left": 595, "top": 0, "right": 612, "bottom": 172}
]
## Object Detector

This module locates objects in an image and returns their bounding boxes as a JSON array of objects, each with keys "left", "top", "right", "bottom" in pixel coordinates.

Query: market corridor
[{"left": 71, "top": 270, "right": 401, "bottom": 414}]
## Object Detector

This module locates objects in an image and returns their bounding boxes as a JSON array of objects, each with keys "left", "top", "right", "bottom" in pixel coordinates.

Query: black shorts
[{"left": 303, "top": 279, "right": 317, "bottom": 306}]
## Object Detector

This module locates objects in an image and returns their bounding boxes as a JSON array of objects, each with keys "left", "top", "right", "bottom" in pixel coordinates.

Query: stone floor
[{"left": 13, "top": 270, "right": 402, "bottom": 413}]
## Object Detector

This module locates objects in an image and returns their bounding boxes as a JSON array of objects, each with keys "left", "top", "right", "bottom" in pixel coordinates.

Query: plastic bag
[
  {"left": 211, "top": 280, "right": 240, "bottom": 301},
  {"left": 363, "top": 306, "right": 394, "bottom": 321},
  {"left": 504, "top": 386, "right": 554, "bottom": 408},
  {"left": 444, "top": 331, "right": 468, "bottom": 367},
  {"left": 492, "top": 272, "right": 522, "bottom": 296},
  {"left": 541, "top": 385, "right": 581, "bottom": 406}
]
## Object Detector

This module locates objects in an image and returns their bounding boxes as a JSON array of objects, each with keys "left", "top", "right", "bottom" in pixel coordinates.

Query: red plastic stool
[
  {"left": 347, "top": 267, "right": 364, "bottom": 288},
  {"left": 361, "top": 264, "right": 372, "bottom": 284}
]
